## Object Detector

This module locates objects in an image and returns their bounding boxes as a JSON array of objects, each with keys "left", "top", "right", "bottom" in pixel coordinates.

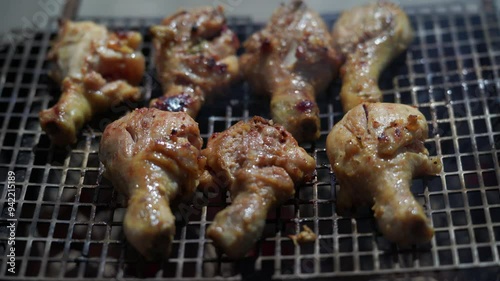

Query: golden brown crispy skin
[
  {"left": 150, "top": 6, "right": 240, "bottom": 117},
  {"left": 327, "top": 103, "right": 442, "bottom": 245},
  {"left": 39, "top": 21, "right": 145, "bottom": 145},
  {"left": 331, "top": 2, "right": 414, "bottom": 112},
  {"left": 288, "top": 225, "right": 317, "bottom": 246},
  {"left": 240, "top": 1, "right": 340, "bottom": 142},
  {"left": 99, "top": 108, "right": 205, "bottom": 259},
  {"left": 201, "top": 116, "right": 316, "bottom": 258}
]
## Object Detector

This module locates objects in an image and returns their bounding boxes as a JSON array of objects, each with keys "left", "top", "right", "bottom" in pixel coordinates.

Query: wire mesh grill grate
[{"left": 0, "top": 2, "right": 499, "bottom": 280}]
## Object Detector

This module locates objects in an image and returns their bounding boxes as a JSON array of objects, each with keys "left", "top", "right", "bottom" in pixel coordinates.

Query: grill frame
[{"left": 0, "top": 1, "right": 499, "bottom": 280}]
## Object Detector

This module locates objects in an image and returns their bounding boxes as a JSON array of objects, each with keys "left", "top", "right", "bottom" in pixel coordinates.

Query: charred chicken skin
[
  {"left": 201, "top": 116, "right": 316, "bottom": 258},
  {"left": 150, "top": 6, "right": 240, "bottom": 117},
  {"left": 99, "top": 108, "right": 205, "bottom": 259},
  {"left": 327, "top": 103, "right": 442, "bottom": 245},
  {"left": 240, "top": 1, "right": 340, "bottom": 142},
  {"left": 331, "top": 1, "right": 414, "bottom": 112},
  {"left": 39, "top": 21, "right": 145, "bottom": 145}
]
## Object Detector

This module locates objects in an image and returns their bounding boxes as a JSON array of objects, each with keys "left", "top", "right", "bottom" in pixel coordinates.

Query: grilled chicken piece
[
  {"left": 202, "top": 116, "right": 316, "bottom": 258},
  {"left": 240, "top": 1, "right": 340, "bottom": 142},
  {"left": 327, "top": 103, "right": 442, "bottom": 245},
  {"left": 99, "top": 108, "right": 205, "bottom": 259},
  {"left": 150, "top": 6, "right": 240, "bottom": 117},
  {"left": 332, "top": 2, "right": 414, "bottom": 112},
  {"left": 39, "top": 21, "right": 145, "bottom": 145}
]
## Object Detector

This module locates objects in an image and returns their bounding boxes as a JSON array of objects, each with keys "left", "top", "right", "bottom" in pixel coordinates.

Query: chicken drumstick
[
  {"left": 150, "top": 6, "right": 240, "bottom": 117},
  {"left": 202, "top": 116, "right": 316, "bottom": 258},
  {"left": 39, "top": 21, "right": 145, "bottom": 145},
  {"left": 326, "top": 103, "right": 442, "bottom": 245},
  {"left": 240, "top": 1, "right": 340, "bottom": 142},
  {"left": 331, "top": 2, "right": 414, "bottom": 112},
  {"left": 99, "top": 108, "right": 205, "bottom": 258}
]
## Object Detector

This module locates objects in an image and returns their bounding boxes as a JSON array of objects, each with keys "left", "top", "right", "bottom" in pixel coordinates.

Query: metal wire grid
[{"left": 0, "top": 2, "right": 499, "bottom": 280}]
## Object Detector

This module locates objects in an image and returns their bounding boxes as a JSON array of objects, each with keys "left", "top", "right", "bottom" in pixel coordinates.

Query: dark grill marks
[
  {"left": 151, "top": 93, "right": 193, "bottom": 112},
  {"left": 295, "top": 100, "right": 315, "bottom": 113},
  {"left": 363, "top": 103, "right": 370, "bottom": 134}
]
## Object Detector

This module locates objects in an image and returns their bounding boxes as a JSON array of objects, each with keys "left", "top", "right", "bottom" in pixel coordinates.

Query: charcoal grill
[{"left": 0, "top": 1, "right": 499, "bottom": 280}]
